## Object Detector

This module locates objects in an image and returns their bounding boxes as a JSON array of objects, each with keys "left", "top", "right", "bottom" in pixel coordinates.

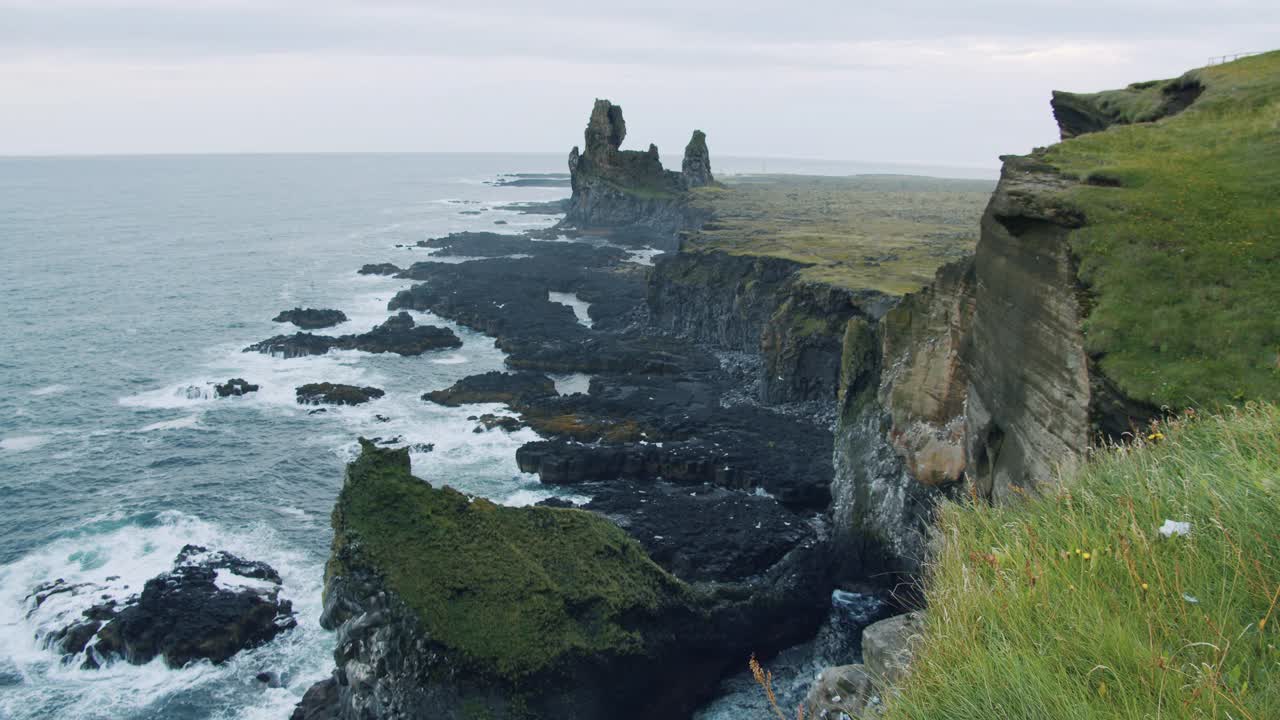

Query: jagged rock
[
  {"left": 38, "top": 548, "right": 295, "bottom": 670},
  {"left": 563, "top": 99, "right": 710, "bottom": 242},
  {"left": 358, "top": 263, "right": 402, "bottom": 276},
  {"left": 290, "top": 677, "right": 340, "bottom": 720},
  {"left": 422, "top": 371, "right": 557, "bottom": 407},
  {"left": 272, "top": 308, "right": 348, "bottom": 330},
  {"left": 804, "top": 611, "right": 925, "bottom": 719},
  {"left": 245, "top": 313, "right": 461, "bottom": 358},
  {"left": 681, "top": 130, "right": 714, "bottom": 188},
  {"left": 296, "top": 383, "right": 385, "bottom": 406},
  {"left": 214, "top": 378, "right": 259, "bottom": 397}
]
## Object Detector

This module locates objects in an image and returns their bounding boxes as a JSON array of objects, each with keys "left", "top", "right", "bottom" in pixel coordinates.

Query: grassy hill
[
  {"left": 1042, "top": 51, "right": 1280, "bottom": 408},
  {"left": 884, "top": 403, "right": 1280, "bottom": 720}
]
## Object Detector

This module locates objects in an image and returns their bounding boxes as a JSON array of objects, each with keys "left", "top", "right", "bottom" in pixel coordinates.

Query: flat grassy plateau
[{"left": 687, "top": 174, "right": 993, "bottom": 295}]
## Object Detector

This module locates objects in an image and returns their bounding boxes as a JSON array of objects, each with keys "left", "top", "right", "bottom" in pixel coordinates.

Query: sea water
[{"left": 0, "top": 153, "right": 574, "bottom": 719}]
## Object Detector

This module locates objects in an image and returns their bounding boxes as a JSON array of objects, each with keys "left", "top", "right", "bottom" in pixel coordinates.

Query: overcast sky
[{"left": 2, "top": 1, "right": 1276, "bottom": 167}]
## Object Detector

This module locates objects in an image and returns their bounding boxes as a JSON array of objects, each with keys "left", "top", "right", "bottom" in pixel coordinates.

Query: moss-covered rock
[
  {"left": 307, "top": 441, "right": 824, "bottom": 719},
  {"left": 326, "top": 441, "right": 690, "bottom": 680}
]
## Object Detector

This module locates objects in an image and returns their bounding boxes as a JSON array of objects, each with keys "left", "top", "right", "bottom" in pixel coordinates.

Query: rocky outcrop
[
  {"left": 35, "top": 545, "right": 295, "bottom": 670},
  {"left": 562, "top": 99, "right": 710, "bottom": 244},
  {"left": 297, "top": 441, "right": 832, "bottom": 720},
  {"left": 1049, "top": 73, "right": 1203, "bottom": 139},
  {"left": 214, "top": 378, "right": 259, "bottom": 397},
  {"left": 245, "top": 313, "right": 462, "bottom": 358},
  {"left": 296, "top": 383, "right": 385, "bottom": 406},
  {"left": 358, "top": 263, "right": 402, "bottom": 276},
  {"left": 422, "top": 371, "right": 557, "bottom": 407},
  {"left": 681, "top": 130, "right": 714, "bottom": 188},
  {"left": 273, "top": 308, "right": 349, "bottom": 330}
]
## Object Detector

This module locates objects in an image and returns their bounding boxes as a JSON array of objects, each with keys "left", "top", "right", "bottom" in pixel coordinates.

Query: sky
[{"left": 1, "top": 0, "right": 1277, "bottom": 168}]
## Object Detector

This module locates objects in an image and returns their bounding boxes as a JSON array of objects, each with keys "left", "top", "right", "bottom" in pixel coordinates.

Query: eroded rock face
[
  {"left": 963, "top": 157, "right": 1092, "bottom": 502},
  {"left": 35, "top": 545, "right": 295, "bottom": 670}
]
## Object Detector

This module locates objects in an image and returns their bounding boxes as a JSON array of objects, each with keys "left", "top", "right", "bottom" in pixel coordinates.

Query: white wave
[
  {"left": 0, "top": 435, "right": 50, "bottom": 453},
  {"left": 625, "top": 246, "right": 665, "bottom": 266},
  {"left": 137, "top": 415, "right": 201, "bottom": 433},
  {"left": 548, "top": 292, "right": 592, "bottom": 328},
  {"left": 0, "top": 511, "right": 332, "bottom": 720},
  {"left": 29, "top": 384, "right": 70, "bottom": 397},
  {"left": 430, "top": 354, "right": 469, "bottom": 365},
  {"left": 551, "top": 373, "right": 592, "bottom": 396}
]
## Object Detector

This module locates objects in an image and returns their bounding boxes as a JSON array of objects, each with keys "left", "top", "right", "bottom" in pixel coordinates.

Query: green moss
[
  {"left": 687, "top": 174, "right": 991, "bottom": 295},
  {"left": 1041, "top": 50, "right": 1280, "bottom": 407},
  {"left": 329, "top": 441, "right": 690, "bottom": 680}
]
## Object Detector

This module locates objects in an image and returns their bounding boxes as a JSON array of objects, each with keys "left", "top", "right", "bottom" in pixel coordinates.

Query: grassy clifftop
[
  {"left": 1042, "top": 50, "right": 1280, "bottom": 408},
  {"left": 328, "top": 441, "right": 690, "bottom": 680},
  {"left": 686, "top": 174, "right": 991, "bottom": 294},
  {"left": 885, "top": 404, "right": 1280, "bottom": 719}
]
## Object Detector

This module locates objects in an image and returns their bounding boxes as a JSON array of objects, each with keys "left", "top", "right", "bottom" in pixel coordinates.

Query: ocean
[{"left": 0, "top": 153, "right": 581, "bottom": 719}]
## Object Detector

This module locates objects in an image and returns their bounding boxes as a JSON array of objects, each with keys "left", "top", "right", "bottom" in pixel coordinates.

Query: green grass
[
  {"left": 687, "top": 174, "right": 992, "bottom": 294},
  {"left": 1041, "top": 50, "right": 1280, "bottom": 408},
  {"left": 328, "top": 440, "right": 689, "bottom": 680},
  {"left": 883, "top": 404, "right": 1280, "bottom": 720}
]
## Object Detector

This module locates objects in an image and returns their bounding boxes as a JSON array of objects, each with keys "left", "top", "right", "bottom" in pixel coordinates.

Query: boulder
[
  {"left": 861, "top": 611, "right": 926, "bottom": 687},
  {"left": 296, "top": 383, "right": 385, "bottom": 406},
  {"left": 804, "top": 664, "right": 879, "bottom": 720},
  {"left": 273, "top": 308, "right": 349, "bottom": 330}
]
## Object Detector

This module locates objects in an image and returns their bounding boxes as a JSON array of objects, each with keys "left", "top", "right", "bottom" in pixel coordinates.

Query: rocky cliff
[{"left": 562, "top": 99, "right": 712, "bottom": 243}]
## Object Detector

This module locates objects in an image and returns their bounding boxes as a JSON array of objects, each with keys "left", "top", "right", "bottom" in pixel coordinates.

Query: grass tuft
[{"left": 883, "top": 404, "right": 1280, "bottom": 720}]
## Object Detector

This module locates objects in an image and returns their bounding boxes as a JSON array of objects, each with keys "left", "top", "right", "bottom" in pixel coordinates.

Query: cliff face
[{"left": 563, "top": 99, "right": 711, "bottom": 243}]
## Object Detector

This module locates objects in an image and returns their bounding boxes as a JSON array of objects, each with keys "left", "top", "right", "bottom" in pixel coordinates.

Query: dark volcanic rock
[
  {"left": 473, "top": 414, "right": 525, "bottom": 433},
  {"left": 39, "top": 547, "right": 295, "bottom": 670},
  {"left": 296, "top": 383, "right": 385, "bottom": 406},
  {"left": 245, "top": 313, "right": 460, "bottom": 358},
  {"left": 415, "top": 231, "right": 538, "bottom": 257},
  {"left": 350, "top": 312, "right": 462, "bottom": 355},
  {"left": 214, "top": 378, "right": 259, "bottom": 397},
  {"left": 423, "top": 371, "right": 557, "bottom": 407},
  {"left": 358, "top": 263, "right": 403, "bottom": 276},
  {"left": 272, "top": 308, "right": 349, "bottom": 330},
  {"left": 244, "top": 332, "right": 336, "bottom": 359}
]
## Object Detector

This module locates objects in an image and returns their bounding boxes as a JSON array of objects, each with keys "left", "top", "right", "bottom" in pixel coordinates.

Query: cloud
[{"left": 0, "top": 1, "right": 1277, "bottom": 161}]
